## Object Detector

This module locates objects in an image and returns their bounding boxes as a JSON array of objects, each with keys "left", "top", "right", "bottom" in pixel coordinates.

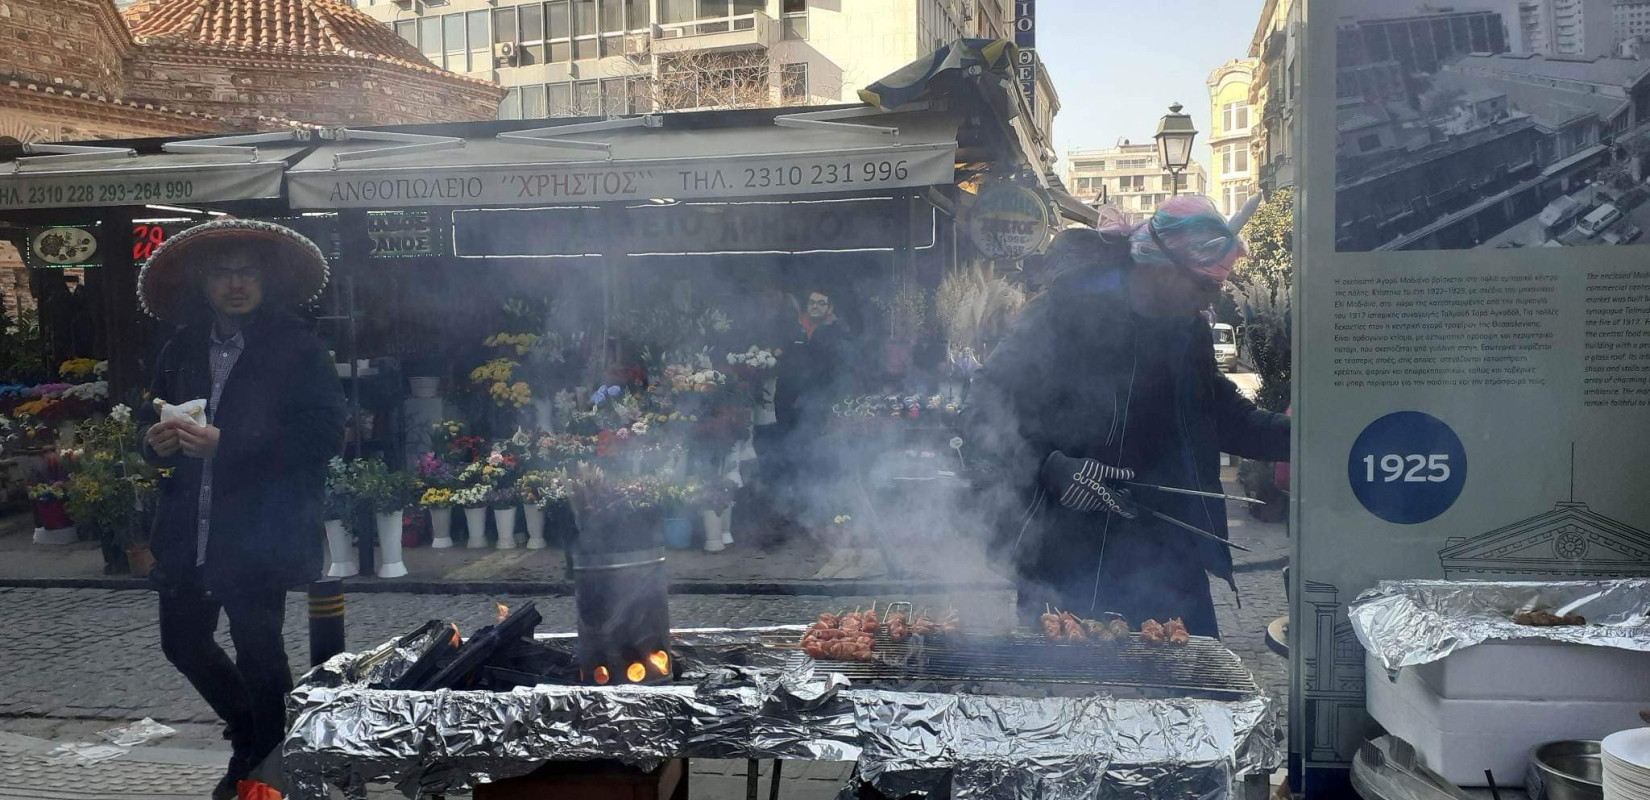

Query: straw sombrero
[{"left": 138, "top": 219, "right": 330, "bottom": 323}]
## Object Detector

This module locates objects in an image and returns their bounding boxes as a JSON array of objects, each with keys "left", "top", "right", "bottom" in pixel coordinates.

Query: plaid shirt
[{"left": 196, "top": 328, "right": 245, "bottom": 566}]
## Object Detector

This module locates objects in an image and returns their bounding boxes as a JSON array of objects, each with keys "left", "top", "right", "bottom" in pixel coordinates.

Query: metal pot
[
  {"left": 572, "top": 547, "right": 672, "bottom": 686},
  {"left": 1527, "top": 740, "right": 1603, "bottom": 800}
]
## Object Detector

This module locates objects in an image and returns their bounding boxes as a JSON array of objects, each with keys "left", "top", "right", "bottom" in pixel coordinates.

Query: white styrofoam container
[{"left": 1366, "top": 647, "right": 1650, "bottom": 787}]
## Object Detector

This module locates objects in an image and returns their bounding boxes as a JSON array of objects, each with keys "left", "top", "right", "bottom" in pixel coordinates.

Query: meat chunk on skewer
[
  {"left": 1140, "top": 619, "right": 1167, "bottom": 644},
  {"left": 1164, "top": 618, "right": 1189, "bottom": 645}
]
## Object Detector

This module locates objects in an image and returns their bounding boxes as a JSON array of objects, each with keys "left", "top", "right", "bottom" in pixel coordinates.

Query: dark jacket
[
  {"left": 963, "top": 229, "right": 1288, "bottom": 615},
  {"left": 773, "top": 316, "right": 853, "bottom": 433},
  {"left": 142, "top": 310, "right": 346, "bottom": 595}
]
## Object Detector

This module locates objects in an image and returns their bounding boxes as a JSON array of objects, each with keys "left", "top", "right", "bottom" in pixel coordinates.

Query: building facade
[
  {"left": 1249, "top": 0, "right": 1300, "bottom": 193},
  {"left": 352, "top": 0, "right": 1023, "bottom": 118},
  {"left": 1618, "top": 0, "right": 1650, "bottom": 44},
  {"left": 1511, "top": 0, "right": 1613, "bottom": 57},
  {"left": 1063, "top": 140, "right": 1210, "bottom": 225},
  {"left": 1207, "top": 58, "right": 1257, "bottom": 216}
]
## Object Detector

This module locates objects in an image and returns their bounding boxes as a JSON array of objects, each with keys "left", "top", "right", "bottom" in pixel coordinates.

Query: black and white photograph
[{"left": 1336, "top": 0, "right": 1650, "bottom": 251}]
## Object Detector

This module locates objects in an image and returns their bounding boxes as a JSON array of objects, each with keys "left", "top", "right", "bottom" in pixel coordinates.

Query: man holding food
[
  {"left": 137, "top": 219, "right": 345, "bottom": 799},
  {"left": 964, "top": 195, "right": 1289, "bottom": 638}
]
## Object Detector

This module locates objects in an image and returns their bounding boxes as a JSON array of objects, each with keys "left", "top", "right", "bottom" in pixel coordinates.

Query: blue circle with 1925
[{"left": 1347, "top": 411, "right": 1467, "bottom": 525}]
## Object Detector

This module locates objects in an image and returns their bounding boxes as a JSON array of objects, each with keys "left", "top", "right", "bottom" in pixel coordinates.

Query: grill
[{"left": 763, "top": 631, "right": 1260, "bottom": 700}]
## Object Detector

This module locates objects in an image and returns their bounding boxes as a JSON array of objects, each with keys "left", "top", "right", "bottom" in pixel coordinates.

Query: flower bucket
[
  {"left": 375, "top": 510, "right": 408, "bottom": 578},
  {"left": 662, "top": 516, "right": 694, "bottom": 550},
  {"left": 701, "top": 507, "right": 726, "bottom": 552},
  {"left": 429, "top": 507, "right": 455, "bottom": 549},
  {"left": 883, "top": 341, "right": 913, "bottom": 375},
  {"left": 124, "top": 543, "right": 154, "bottom": 578},
  {"left": 494, "top": 506, "right": 519, "bottom": 550},
  {"left": 464, "top": 506, "right": 489, "bottom": 549},
  {"left": 324, "top": 519, "right": 358, "bottom": 578},
  {"left": 35, "top": 498, "right": 71, "bottom": 531},
  {"left": 523, "top": 505, "right": 547, "bottom": 550}
]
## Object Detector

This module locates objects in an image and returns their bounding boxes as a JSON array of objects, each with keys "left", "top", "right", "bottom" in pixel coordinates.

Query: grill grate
[{"left": 763, "top": 631, "right": 1261, "bottom": 700}]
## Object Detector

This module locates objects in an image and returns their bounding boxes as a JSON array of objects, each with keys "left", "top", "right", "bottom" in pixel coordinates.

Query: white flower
[
  {"left": 109, "top": 404, "right": 132, "bottom": 425},
  {"left": 631, "top": 420, "right": 649, "bottom": 435}
]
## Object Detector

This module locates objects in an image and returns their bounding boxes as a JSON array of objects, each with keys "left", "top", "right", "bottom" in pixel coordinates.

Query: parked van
[
  {"left": 1212, "top": 323, "right": 1238, "bottom": 372},
  {"left": 1578, "top": 203, "right": 1624, "bottom": 237}
]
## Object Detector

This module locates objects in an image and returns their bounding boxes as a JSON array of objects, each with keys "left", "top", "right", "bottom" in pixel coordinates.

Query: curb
[{"left": 0, "top": 576, "right": 1017, "bottom": 598}]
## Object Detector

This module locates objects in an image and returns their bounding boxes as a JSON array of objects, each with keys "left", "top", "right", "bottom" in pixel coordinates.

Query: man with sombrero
[
  {"left": 138, "top": 219, "right": 345, "bottom": 798},
  {"left": 965, "top": 195, "right": 1290, "bottom": 637}
]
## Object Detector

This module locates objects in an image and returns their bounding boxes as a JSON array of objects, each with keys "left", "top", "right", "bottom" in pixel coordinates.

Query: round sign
[
  {"left": 967, "top": 184, "right": 1051, "bottom": 260},
  {"left": 29, "top": 227, "right": 98, "bottom": 266},
  {"left": 1346, "top": 411, "right": 1468, "bottom": 525}
]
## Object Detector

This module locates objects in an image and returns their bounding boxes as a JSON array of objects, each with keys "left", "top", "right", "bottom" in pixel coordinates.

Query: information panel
[{"left": 1294, "top": 0, "right": 1650, "bottom": 794}]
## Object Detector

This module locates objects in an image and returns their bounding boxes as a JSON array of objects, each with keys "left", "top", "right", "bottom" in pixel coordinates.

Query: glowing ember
[
  {"left": 447, "top": 623, "right": 460, "bottom": 648},
  {"left": 626, "top": 663, "right": 646, "bottom": 683},
  {"left": 648, "top": 651, "right": 670, "bottom": 675},
  {"left": 593, "top": 666, "right": 610, "bottom": 685},
  {"left": 495, "top": 603, "right": 509, "bottom": 623}
]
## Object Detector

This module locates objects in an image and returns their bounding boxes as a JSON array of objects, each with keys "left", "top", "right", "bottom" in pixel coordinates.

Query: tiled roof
[
  {"left": 121, "top": 0, "right": 494, "bottom": 87},
  {"left": 2, "top": 74, "right": 231, "bottom": 126}
]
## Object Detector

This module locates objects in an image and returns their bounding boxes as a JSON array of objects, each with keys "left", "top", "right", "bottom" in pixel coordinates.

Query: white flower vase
[
  {"left": 324, "top": 519, "right": 358, "bottom": 578},
  {"left": 702, "top": 507, "right": 726, "bottom": 552},
  {"left": 429, "top": 507, "right": 455, "bottom": 549},
  {"left": 375, "top": 510, "right": 408, "bottom": 578},
  {"left": 522, "top": 504, "right": 547, "bottom": 550},
  {"left": 721, "top": 503, "right": 735, "bottom": 546},
  {"left": 494, "top": 507, "right": 519, "bottom": 550},
  {"left": 464, "top": 506, "right": 489, "bottom": 549}
]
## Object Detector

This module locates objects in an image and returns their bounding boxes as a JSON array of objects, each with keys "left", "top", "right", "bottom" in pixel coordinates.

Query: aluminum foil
[
  {"left": 283, "top": 627, "right": 1281, "bottom": 800},
  {"left": 1349, "top": 579, "right": 1650, "bottom": 677}
]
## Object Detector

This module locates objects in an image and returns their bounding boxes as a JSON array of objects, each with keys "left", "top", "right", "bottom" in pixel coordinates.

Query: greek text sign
[
  {"left": 0, "top": 163, "right": 285, "bottom": 211},
  {"left": 288, "top": 144, "right": 957, "bottom": 209},
  {"left": 453, "top": 198, "right": 935, "bottom": 256}
]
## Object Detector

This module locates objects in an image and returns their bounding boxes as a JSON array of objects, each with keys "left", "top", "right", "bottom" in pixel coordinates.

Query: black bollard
[{"left": 308, "top": 580, "right": 346, "bottom": 667}]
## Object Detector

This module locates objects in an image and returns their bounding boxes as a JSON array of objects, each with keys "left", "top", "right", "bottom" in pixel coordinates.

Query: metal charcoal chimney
[{"left": 571, "top": 507, "right": 672, "bottom": 686}]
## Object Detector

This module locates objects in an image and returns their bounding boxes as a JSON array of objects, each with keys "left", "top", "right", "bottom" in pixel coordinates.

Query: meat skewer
[{"left": 1140, "top": 619, "right": 1167, "bottom": 644}]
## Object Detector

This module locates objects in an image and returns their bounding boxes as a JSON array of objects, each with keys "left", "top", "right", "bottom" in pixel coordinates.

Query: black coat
[
  {"left": 142, "top": 311, "right": 346, "bottom": 595},
  {"left": 773, "top": 317, "right": 853, "bottom": 434},
  {"left": 963, "top": 229, "right": 1289, "bottom": 624}
]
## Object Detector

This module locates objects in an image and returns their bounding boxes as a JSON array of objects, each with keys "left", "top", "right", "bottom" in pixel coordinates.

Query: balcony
[
  {"left": 1259, "top": 154, "right": 1295, "bottom": 189},
  {"left": 653, "top": 11, "right": 779, "bottom": 54}
]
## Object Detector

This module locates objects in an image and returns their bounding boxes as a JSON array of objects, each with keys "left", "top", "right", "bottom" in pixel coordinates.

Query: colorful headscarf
[{"left": 1127, "top": 195, "right": 1253, "bottom": 283}]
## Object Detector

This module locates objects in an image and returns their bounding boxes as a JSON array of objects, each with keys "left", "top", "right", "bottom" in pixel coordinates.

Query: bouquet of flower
[
  {"left": 566, "top": 463, "right": 666, "bottom": 518},
  {"left": 726, "top": 346, "right": 777, "bottom": 372},
  {"left": 416, "top": 452, "right": 458, "bottom": 489},
  {"left": 532, "top": 432, "right": 595, "bottom": 469},
  {"left": 471, "top": 357, "right": 531, "bottom": 409},
  {"left": 419, "top": 487, "right": 455, "bottom": 509},
  {"left": 483, "top": 484, "right": 519, "bottom": 510},
  {"left": 325, "top": 457, "right": 357, "bottom": 521},
  {"left": 27, "top": 481, "right": 66, "bottom": 502},
  {"left": 451, "top": 462, "right": 493, "bottom": 508},
  {"left": 61, "top": 381, "right": 109, "bottom": 403},
  {"left": 517, "top": 470, "right": 570, "bottom": 510},
  {"left": 58, "top": 358, "right": 103, "bottom": 383},
  {"left": 351, "top": 458, "right": 419, "bottom": 515}
]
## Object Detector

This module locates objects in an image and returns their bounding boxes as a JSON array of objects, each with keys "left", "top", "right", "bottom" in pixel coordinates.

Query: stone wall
[{"left": 0, "top": 0, "right": 129, "bottom": 98}]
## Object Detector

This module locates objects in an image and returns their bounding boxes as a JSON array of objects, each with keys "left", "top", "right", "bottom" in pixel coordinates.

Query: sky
[{"left": 1035, "top": 0, "right": 1262, "bottom": 175}]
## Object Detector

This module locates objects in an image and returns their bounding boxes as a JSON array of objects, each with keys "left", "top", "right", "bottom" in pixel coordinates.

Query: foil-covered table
[
  {"left": 282, "top": 627, "right": 1282, "bottom": 800},
  {"left": 1349, "top": 579, "right": 1650, "bottom": 678}
]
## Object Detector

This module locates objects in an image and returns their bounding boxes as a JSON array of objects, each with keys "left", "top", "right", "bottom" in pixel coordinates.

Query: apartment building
[
  {"left": 1207, "top": 58, "right": 1258, "bottom": 216},
  {"left": 353, "top": 0, "right": 1024, "bottom": 122},
  {"left": 1250, "top": 0, "right": 1300, "bottom": 192},
  {"left": 1063, "top": 141, "right": 1211, "bottom": 226},
  {"left": 1511, "top": 0, "right": 1613, "bottom": 57}
]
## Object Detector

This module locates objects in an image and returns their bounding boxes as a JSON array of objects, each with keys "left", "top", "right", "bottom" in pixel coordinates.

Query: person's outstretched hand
[{"left": 1041, "top": 451, "right": 1137, "bottom": 518}]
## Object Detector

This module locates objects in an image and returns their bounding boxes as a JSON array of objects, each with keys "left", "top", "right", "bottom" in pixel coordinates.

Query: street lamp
[{"left": 1154, "top": 102, "right": 1199, "bottom": 197}]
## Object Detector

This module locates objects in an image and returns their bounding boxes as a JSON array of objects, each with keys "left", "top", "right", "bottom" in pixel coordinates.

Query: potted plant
[
  {"left": 63, "top": 407, "right": 155, "bottom": 575},
  {"left": 658, "top": 480, "right": 701, "bottom": 550},
  {"left": 699, "top": 479, "right": 736, "bottom": 553},
  {"left": 516, "top": 470, "right": 568, "bottom": 550},
  {"left": 27, "top": 481, "right": 74, "bottom": 544},
  {"left": 416, "top": 453, "right": 457, "bottom": 548},
  {"left": 486, "top": 484, "right": 521, "bottom": 550},
  {"left": 323, "top": 457, "right": 359, "bottom": 578},
  {"left": 353, "top": 458, "right": 416, "bottom": 578}
]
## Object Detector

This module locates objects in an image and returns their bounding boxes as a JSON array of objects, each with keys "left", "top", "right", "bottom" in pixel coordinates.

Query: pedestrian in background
[{"left": 137, "top": 220, "right": 345, "bottom": 799}]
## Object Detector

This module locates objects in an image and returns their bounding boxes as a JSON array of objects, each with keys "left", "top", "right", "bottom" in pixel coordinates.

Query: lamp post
[{"left": 1154, "top": 102, "right": 1199, "bottom": 197}]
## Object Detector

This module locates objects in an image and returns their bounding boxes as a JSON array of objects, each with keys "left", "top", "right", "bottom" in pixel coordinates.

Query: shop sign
[
  {"left": 287, "top": 144, "right": 957, "bottom": 209},
  {"left": 966, "top": 184, "right": 1049, "bottom": 260},
  {"left": 1014, "top": 1, "right": 1037, "bottom": 112},
  {"left": 132, "top": 221, "right": 198, "bottom": 264},
  {"left": 453, "top": 197, "right": 936, "bottom": 257},
  {"left": 26, "top": 226, "right": 100, "bottom": 268},
  {"left": 366, "top": 211, "right": 441, "bottom": 258},
  {"left": 0, "top": 163, "right": 285, "bottom": 211}
]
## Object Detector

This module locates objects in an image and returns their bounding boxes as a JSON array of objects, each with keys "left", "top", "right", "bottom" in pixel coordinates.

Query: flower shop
[{"left": 0, "top": 40, "right": 1091, "bottom": 581}]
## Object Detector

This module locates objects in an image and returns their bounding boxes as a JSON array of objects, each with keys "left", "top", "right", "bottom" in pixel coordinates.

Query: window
[
  {"left": 1220, "top": 142, "right": 1249, "bottom": 174},
  {"left": 627, "top": 0, "right": 647, "bottom": 29},
  {"left": 1222, "top": 101, "right": 1250, "bottom": 133},
  {"left": 576, "top": 80, "right": 600, "bottom": 114},
  {"left": 601, "top": 0, "right": 625, "bottom": 32},
  {"left": 659, "top": 0, "right": 693, "bottom": 24},
  {"left": 499, "top": 86, "right": 522, "bottom": 119},
  {"left": 575, "top": 0, "right": 597, "bottom": 35},
  {"left": 1358, "top": 133, "right": 1382, "bottom": 153},
  {"left": 783, "top": 0, "right": 806, "bottom": 10},
  {"left": 468, "top": 10, "right": 491, "bottom": 69},
  {"left": 628, "top": 77, "right": 653, "bottom": 113},
  {"left": 493, "top": 8, "right": 517, "bottom": 43},
  {"left": 522, "top": 83, "right": 547, "bottom": 118},
  {"left": 1223, "top": 184, "right": 1251, "bottom": 214},
  {"left": 602, "top": 77, "right": 626, "bottom": 115},
  {"left": 549, "top": 83, "right": 574, "bottom": 116},
  {"left": 397, "top": 20, "right": 417, "bottom": 46},
  {"left": 420, "top": 17, "right": 443, "bottom": 59},
  {"left": 443, "top": 13, "right": 466, "bottom": 71},
  {"left": 519, "top": 4, "right": 544, "bottom": 63},
  {"left": 781, "top": 62, "right": 808, "bottom": 103},
  {"left": 549, "top": 1, "right": 571, "bottom": 38}
]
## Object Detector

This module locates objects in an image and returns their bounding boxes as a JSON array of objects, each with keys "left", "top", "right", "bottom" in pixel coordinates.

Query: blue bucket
[{"left": 662, "top": 517, "right": 694, "bottom": 550}]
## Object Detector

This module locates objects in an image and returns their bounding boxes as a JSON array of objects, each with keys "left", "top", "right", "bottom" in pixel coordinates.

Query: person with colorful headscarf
[{"left": 963, "top": 195, "right": 1289, "bottom": 637}]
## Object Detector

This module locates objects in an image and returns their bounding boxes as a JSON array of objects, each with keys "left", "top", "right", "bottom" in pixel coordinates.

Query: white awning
[
  {"left": 285, "top": 108, "right": 960, "bottom": 210},
  {"left": 0, "top": 136, "right": 307, "bottom": 211}
]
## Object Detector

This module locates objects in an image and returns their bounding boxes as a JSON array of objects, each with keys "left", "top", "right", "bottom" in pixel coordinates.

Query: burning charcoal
[{"left": 418, "top": 602, "right": 543, "bottom": 690}]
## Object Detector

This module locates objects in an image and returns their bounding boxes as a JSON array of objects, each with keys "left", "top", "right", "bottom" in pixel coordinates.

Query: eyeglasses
[{"left": 807, "top": 298, "right": 831, "bottom": 308}]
